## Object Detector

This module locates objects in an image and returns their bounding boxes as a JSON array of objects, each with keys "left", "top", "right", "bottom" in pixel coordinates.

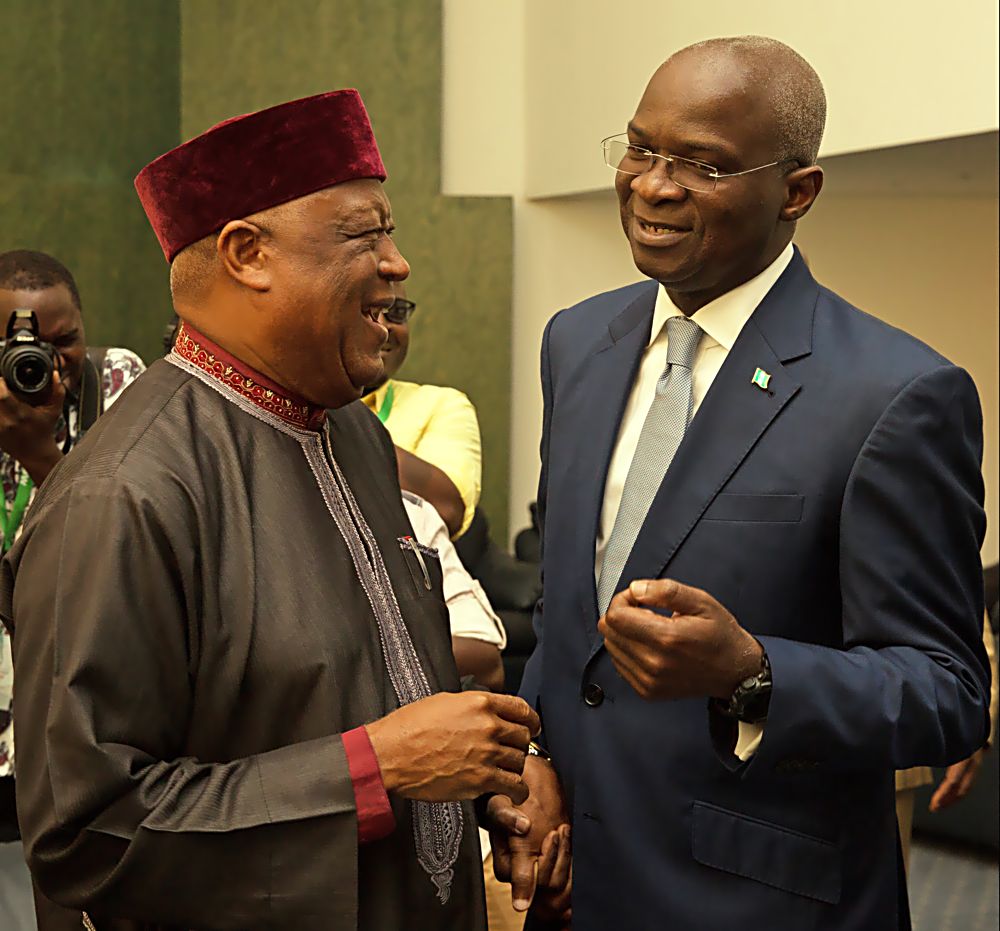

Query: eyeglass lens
[
  {"left": 603, "top": 138, "right": 717, "bottom": 193},
  {"left": 383, "top": 299, "right": 416, "bottom": 324}
]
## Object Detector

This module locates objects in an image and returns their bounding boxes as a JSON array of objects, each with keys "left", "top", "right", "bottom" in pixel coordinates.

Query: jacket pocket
[
  {"left": 691, "top": 801, "right": 840, "bottom": 905},
  {"left": 702, "top": 493, "right": 803, "bottom": 523},
  {"left": 397, "top": 536, "right": 443, "bottom": 595}
]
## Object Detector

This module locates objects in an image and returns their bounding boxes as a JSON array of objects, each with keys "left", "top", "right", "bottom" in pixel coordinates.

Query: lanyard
[
  {"left": 0, "top": 470, "right": 33, "bottom": 551},
  {"left": 376, "top": 382, "right": 395, "bottom": 424}
]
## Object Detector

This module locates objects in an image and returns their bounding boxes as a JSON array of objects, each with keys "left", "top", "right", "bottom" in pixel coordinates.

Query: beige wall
[
  {"left": 508, "top": 193, "right": 637, "bottom": 530},
  {"left": 523, "top": 0, "right": 999, "bottom": 197},
  {"left": 441, "top": 2, "right": 1000, "bottom": 563},
  {"left": 441, "top": 0, "right": 523, "bottom": 197},
  {"left": 443, "top": 0, "right": 999, "bottom": 198}
]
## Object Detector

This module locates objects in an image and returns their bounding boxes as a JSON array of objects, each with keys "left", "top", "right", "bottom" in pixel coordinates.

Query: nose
[
  {"left": 378, "top": 237, "right": 410, "bottom": 282},
  {"left": 630, "top": 158, "right": 686, "bottom": 204}
]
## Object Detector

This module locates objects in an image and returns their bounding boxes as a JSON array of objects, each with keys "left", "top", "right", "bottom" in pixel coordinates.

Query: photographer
[{"left": 0, "top": 249, "right": 144, "bottom": 930}]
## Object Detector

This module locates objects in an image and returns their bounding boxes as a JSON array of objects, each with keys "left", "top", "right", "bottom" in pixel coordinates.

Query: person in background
[
  {"left": 0, "top": 250, "right": 144, "bottom": 931},
  {"left": 402, "top": 490, "right": 505, "bottom": 693},
  {"left": 362, "top": 282, "right": 482, "bottom": 538},
  {"left": 895, "top": 612, "right": 998, "bottom": 870}
]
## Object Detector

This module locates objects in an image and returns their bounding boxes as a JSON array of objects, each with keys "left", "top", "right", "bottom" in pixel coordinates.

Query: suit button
[{"left": 583, "top": 683, "right": 605, "bottom": 707}]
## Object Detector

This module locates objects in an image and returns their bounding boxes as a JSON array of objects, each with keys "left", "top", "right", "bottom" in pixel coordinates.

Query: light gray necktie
[{"left": 596, "top": 315, "right": 703, "bottom": 616}]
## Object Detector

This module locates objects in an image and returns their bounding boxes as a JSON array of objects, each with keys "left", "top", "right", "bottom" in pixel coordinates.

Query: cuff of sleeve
[
  {"left": 735, "top": 721, "right": 765, "bottom": 761},
  {"left": 342, "top": 726, "right": 395, "bottom": 844}
]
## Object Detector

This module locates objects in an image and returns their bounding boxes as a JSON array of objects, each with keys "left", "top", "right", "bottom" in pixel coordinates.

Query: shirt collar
[
  {"left": 649, "top": 243, "right": 795, "bottom": 350},
  {"left": 172, "top": 322, "right": 327, "bottom": 431}
]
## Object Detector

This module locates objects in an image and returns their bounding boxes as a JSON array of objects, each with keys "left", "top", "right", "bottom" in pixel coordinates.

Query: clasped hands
[
  {"left": 365, "top": 690, "right": 573, "bottom": 923},
  {"left": 484, "top": 578, "right": 760, "bottom": 925}
]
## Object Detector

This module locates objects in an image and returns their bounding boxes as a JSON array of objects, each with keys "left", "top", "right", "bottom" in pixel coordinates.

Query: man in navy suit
[{"left": 487, "top": 36, "right": 991, "bottom": 930}]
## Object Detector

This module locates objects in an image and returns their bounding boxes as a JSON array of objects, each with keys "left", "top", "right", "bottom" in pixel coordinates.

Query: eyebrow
[
  {"left": 626, "top": 121, "right": 650, "bottom": 140},
  {"left": 336, "top": 207, "right": 379, "bottom": 225},
  {"left": 626, "top": 121, "right": 737, "bottom": 163}
]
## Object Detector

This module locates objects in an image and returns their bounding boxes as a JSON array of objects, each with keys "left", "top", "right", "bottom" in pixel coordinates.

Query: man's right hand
[
  {"left": 0, "top": 373, "right": 65, "bottom": 485},
  {"left": 365, "top": 691, "right": 540, "bottom": 803}
]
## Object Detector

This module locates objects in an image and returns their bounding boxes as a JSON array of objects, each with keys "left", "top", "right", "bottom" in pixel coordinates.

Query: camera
[{"left": 0, "top": 309, "right": 59, "bottom": 402}]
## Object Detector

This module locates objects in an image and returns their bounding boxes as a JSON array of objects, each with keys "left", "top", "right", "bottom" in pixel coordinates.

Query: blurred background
[{"left": 1, "top": 2, "right": 997, "bottom": 925}]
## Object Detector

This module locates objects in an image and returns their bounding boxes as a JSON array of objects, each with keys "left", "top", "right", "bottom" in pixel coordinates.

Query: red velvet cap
[{"left": 135, "top": 89, "right": 386, "bottom": 262}]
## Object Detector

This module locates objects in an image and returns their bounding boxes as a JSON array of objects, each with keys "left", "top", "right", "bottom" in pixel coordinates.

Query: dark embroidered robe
[{"left": 0, "top": 355, "right": 487, "bottom": 931}]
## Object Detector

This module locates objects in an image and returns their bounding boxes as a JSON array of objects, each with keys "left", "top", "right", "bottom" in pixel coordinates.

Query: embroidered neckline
[{"left": 172, "top": 323, "right": 326, "bottom": 430}]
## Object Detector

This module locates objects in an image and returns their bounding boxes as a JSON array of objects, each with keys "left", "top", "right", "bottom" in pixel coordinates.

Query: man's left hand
[{"left": 598, "top": 578, "right": 763, "bottom": 701}]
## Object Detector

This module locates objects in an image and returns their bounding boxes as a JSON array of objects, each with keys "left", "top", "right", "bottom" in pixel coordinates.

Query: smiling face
[
  {"left": 0, "top": 284, "right": 86, "bottom": 394},
  {"left": 617, "top": 49, "right": 807, "bottom": 312},
  {"left": 364, "top": 280, "right": 411, "bottom": 394},
  {"left": 236, "top": 179, "right": 410, "bottom": 407}
]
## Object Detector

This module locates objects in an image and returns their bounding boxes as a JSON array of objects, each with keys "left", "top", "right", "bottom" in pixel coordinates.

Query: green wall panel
[
  {"left": 0, "top": 0, "right": 180, "bottom": 363},
  {"left": 1, "top": 0, "right": 513, "bottom": 535},
  {"left": 181, "top": 0, "right": 514, "bottom": 536}
]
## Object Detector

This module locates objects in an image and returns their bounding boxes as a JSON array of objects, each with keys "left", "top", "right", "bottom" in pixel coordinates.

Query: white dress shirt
[
  {"left": 402, "top": 492, "right": 506, "bottom": 649},
  {"left": 594, "top": 243, "right": 794, "bottom": 759}
]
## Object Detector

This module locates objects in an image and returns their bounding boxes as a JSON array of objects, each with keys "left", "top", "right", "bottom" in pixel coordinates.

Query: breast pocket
[
  {"left": 396, "top": 536, "right": 452, "bottom": 648},
  {"left": 702, "top": 493, "right": 803, "bottom": 523},
  {"left": 397, "top": 536, "right": 444, "bottom": 597}
]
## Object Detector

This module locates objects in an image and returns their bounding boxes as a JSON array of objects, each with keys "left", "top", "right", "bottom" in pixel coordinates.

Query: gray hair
[{"left": 676, "top": 36, "right": 827, "bottom": 166}]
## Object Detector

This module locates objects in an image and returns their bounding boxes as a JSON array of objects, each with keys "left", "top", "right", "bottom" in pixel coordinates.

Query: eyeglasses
[
  {"left": 602, "top": 134, "right": 784, "bottom": 193},
  {"left": 382, "top": 298, "right": 417, "bottom": 325}
]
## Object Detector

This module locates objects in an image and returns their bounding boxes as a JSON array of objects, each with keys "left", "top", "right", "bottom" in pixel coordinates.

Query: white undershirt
[{"left": 593, "top": 243, "right": 794, "bottom": 760}]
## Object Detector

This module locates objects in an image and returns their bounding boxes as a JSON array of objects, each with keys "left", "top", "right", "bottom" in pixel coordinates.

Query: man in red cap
[{"left": 1, "top": 89, "right": 539, "bottom": 931}]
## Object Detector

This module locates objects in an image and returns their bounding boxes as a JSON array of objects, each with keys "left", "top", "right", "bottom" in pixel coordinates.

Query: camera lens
[
  {"left": 1, "top": 345, "right": 54, "bottom": 397},
  {"left": 15, "top": 356, "right": 49, "bottom": 390}
]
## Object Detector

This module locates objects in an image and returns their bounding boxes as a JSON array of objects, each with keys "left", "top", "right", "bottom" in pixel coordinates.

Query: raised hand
[
  {"left": 598, "top": 578, "right": 763, "bottom": 701},
  {"left": 365, "top": 691, "right": 540, "bottom": 803}
]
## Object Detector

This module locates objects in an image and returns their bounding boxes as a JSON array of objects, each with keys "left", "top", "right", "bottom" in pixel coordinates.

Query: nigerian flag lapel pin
[{"left": 751, "top": 367, "right": 771, "bottom": 390}]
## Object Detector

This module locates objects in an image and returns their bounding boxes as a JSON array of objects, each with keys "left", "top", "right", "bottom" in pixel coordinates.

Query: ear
[
  {"left": 216, "top": 220, "right": 274, "bottom": 292},
  {"left": 780, "top": 165, "right": 824, "bottom": 222}
]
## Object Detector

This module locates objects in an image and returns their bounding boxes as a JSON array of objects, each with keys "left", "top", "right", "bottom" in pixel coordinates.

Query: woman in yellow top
[{"left": 362, "top": 282, "right": 482, "bottom": 538}]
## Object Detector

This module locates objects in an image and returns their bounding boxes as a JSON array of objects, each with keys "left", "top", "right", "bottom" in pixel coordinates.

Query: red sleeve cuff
[{"left": 342, "top": 725, "right": 395, "bottom": 843}]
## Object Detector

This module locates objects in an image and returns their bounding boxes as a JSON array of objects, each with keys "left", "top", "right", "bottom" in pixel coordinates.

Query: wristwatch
[{"left": 717, "top": 650, "right": 772, "bottom": 724}]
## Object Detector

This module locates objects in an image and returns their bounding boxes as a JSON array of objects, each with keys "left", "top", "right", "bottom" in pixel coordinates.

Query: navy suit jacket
[{"left": 520, "top": 250, "right": 991, "bottom": 931}]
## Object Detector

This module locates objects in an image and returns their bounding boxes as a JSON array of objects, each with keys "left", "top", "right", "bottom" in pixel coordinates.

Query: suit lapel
[
  {"left": 589, "top": 252, "right": 819, "bottom": 656},
  {"left": 558, "top": 282, "right": 658, "bottom": 644}
]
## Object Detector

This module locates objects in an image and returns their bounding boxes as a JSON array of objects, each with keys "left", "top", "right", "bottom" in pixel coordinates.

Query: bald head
[
  {"left": 668, "top": 36, "right": 826, "bottom": 166},
  {"left": 617, "top": 35, "right": 825, "bottom": 311}
]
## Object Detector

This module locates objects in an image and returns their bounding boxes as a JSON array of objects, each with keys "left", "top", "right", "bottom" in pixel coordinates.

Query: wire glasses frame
[
  {"left": 602, "top": 134, "right": 784, "bottom": 193},
  {"left": 382, "top": 298, "right": 417, "bottom": 325}
]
